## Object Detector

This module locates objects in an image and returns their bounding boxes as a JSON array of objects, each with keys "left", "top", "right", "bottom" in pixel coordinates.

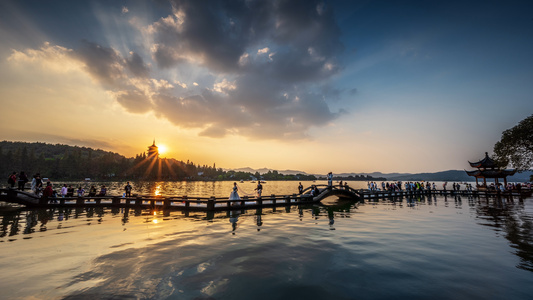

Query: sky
[{"left": 0, "top": 0, "right": 532, "bottom": 174}]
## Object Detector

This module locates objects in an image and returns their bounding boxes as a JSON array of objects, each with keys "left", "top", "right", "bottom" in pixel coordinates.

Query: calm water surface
[{"left": 1, "top": 181, "right": 532, "bottom": 300}]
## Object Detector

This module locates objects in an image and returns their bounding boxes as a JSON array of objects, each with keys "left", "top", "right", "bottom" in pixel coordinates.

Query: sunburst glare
[{"left": 158, "top": 144, "right": 167, "bottom": 155}]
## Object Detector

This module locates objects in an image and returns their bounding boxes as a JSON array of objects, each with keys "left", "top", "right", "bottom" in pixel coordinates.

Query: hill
[{"left": 0, "top": 141, "right": 219, "bottom": 181}]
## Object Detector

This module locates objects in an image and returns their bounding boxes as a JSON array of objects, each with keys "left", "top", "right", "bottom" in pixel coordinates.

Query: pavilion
[
  {"left": 147, "top": 139, "right": 159, "bottom": 159},
  {"left": 465, "top": 152, "right": 516, "bottom": 188}
]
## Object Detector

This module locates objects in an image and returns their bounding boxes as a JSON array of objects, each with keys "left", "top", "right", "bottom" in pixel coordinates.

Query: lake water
[{"left": 1, "top": 181, "right": 532, "bottom": 299}]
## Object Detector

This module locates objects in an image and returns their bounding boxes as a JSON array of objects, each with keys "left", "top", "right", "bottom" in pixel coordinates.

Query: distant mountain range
[
  {"left": 225, "top": 167, "right": 307, "bottom": 175},
  {"left": 228, "top": 167, "right": 533, "bottom": 182}
]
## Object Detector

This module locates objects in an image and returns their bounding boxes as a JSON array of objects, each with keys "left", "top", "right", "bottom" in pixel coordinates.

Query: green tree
[{"left": 493, "top": 114, "right": 533, "bottom": 175}]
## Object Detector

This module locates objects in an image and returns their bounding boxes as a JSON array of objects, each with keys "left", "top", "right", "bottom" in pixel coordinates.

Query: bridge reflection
[{"left": 1, "top": 194, "right": 531, "bottom": 272}]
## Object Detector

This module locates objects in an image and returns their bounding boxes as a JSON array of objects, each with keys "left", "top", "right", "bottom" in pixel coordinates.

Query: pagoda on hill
[
  {"left": 147, "top": 139, "right": 159, "bottom": 159},
  {"left": 465, "top": 152, "right": 516, "bottom": 188}
]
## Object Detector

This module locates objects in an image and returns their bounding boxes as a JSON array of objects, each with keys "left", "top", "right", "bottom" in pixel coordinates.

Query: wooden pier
[
  {"left": 0, "top": 185, "right": 530, "bottom": 211},
  {"left": 356, "top": 188, "right": 531, "bottom": 200},
  {"left": 0, "top": 186, "right": 343, "bottom": 211}
]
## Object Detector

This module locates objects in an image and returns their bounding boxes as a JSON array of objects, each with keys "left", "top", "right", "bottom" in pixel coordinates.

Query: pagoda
[
  {"left": 465, "top": 152, "right": 516, "bottom": 188},
  {"left": 147, "top": 139, "right": 159, "bottom": 159}
]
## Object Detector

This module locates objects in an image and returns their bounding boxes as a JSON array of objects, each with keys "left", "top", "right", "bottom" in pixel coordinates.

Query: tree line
[{"left": 0, "top": 141, "right": 317, "bottom": 181}]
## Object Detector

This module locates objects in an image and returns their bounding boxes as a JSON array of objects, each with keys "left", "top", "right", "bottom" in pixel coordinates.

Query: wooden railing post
[{"left": 207, "top": 196, "right": 216, "bottom": 210}]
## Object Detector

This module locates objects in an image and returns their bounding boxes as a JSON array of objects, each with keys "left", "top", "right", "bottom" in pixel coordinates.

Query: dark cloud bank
[{"left": 74, "top": 0, "right": 347, "bottom": 140}]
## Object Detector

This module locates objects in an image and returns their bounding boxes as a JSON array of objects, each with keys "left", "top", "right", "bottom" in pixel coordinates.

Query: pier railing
[
  {"left": 0, "top": 188, "right": 318, "bottom": 211},
  {"left": 1, "top": 185, "right": 530, "bottom": 211}
]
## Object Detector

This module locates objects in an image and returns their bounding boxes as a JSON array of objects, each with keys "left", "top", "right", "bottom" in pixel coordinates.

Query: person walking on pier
[
  {"left": 31, "top": 173, "right": 43, "bottom": 196},
  {"left": 125, "top": 182, "right": 132, "bottom": 197},
  {"left": 311, "top": 185, "right": 320, "bottom": 197},
  {"left": 77, "top": 186, "right": 85, "bottom": 197},
  {"left": 60, "top": 184, "right": 68, "bottom": 198},
  {"left": 88, "top": 185, "right": 97, "bottom": 197},
  {"left": 229, "top": 182, "right": 240, "bottom": 200},
  {"left": 17, "top": 171, "right": 28, "bottom": 191},
  {"left": 298, "top": 182, "right": 303, "bottom": 194},
  {"left": 67, "top": 185, "right": 74, "bottom": 197},
  {"left": 41, "top": 182, "right": 54, "bottom": 204},
  {"left": 255, "top": 182, "right": 263, "bottom": 198},
  {"left": 327, "top": 172, "right": 333, "bottom": 187},
  {"left": 7, "top": 172, "right": 17, "bottom": 188},
  {"left": 98, "top": 185, "right": 107, "bottom": 196}
]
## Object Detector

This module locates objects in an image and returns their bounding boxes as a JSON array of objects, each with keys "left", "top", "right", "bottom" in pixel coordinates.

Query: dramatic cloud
[
  {"left": 143, "top": 0, "right": 344, "bottom": 139},
  {"left": 114, "top": 90, "right": 152, "bottom": 114},
  {"left": 74, "top": 40, "right": 127, "bottom": 88},
  {"left": 125, "top": 51, "right": 150, "bottom": 78},
  {"left": 6, "top": 0, "right": 346, "bottom": 140},
  {"left": 7, "top": 42, "right": 79, "bottom": 73}
]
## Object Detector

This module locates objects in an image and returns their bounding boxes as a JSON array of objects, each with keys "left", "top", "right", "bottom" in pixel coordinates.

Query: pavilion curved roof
[
  {"left": 468, "top": 152, "right": 498, "bottom": 169},
  {"left": 148, "top": 139, "right": 158, "bottom": 151},
  {"left": 465, "top": 169, "right": 517, "bottom": 178}
]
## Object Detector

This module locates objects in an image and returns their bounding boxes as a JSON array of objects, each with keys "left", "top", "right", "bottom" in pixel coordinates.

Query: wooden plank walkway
[
  {"left": 0, "top": 188, "right": 325, "bottom": 211},
  {"left": 1, "top": 185, "right": 530, "bottom": 211}
]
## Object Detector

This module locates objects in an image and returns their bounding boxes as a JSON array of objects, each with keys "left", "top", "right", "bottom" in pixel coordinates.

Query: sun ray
[{"left": 143, "top": 156, "right": 158, "bottom": 178}]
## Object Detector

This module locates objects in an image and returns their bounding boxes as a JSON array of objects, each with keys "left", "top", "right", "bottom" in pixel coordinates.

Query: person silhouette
[
  {"left": 125, "top": 182, "right": 132, "bottom": 197},
  {"left": 327, "top": 172, "right": 333, "bottom": 187},
  {"left": 229, "top": 182, "right": 240, "bottom": 200},
  {"left": 255, "top": 182, "right": 263, "bottom": 198}
]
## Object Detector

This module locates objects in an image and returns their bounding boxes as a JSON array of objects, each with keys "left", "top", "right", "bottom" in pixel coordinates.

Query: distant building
[{"left": 147, "top": 139, "right": 159, "bottom": 159}]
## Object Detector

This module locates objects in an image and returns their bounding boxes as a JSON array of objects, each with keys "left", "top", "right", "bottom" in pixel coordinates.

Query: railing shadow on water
[{"left": 0, "top": 197, "right": 365, "bottom": 237}]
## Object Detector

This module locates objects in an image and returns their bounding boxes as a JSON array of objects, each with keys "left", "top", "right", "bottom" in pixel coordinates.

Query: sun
[{"left": 158, "top": 144, "right": 168, "bottom": 155}]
